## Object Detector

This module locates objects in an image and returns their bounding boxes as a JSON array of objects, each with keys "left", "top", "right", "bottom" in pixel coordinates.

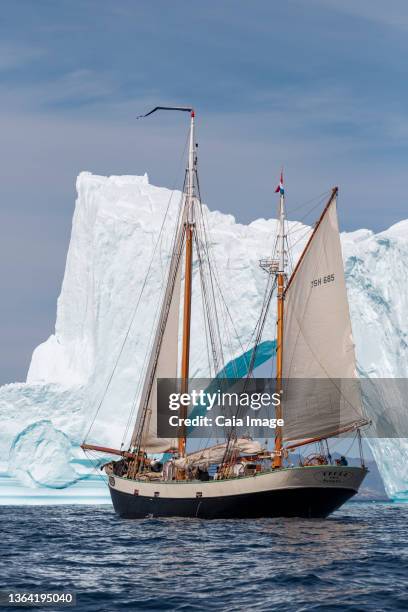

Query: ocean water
[{"left": 1, "top": 502, "right": 407, "bottom": 611}]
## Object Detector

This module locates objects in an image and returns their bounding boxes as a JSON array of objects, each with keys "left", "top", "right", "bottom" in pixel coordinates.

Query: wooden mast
[
  {"left": 178, "top": 225, "right": 193, "bottom": 456},
  {"left": 273, "top": 172, "right": 285, "bottom": 469},
  {"left": 274, "top": 271, "right": 284, "bottom": 468},
  {"left": 178, "top": 110, "right": 196, "bottom": 458},
  {"left": 80, "top": 105, "right": 198, "bottom": 471}
]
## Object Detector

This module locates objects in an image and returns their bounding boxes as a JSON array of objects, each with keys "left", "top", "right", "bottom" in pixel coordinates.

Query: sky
[{"left": 0, "top": 0, "right": 407, "bottom": 384}]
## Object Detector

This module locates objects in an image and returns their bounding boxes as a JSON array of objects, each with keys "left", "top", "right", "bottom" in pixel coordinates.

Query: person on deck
[{"left": 336, "top": 455, "right": 348, "bottom": 466}]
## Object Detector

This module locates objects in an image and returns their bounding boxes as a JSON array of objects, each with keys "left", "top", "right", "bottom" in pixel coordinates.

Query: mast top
[
  {"left": 275, "top": 170, "right": 285, "bottom": 196},
  {"left": 137, "top": 106, "right": 195, "bottom": 119},
  {"left": 258, "top": 170, "right": 287, "bottom": 276}
]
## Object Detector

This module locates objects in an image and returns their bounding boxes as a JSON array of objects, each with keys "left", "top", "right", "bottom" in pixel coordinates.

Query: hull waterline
[{"left": 108, "top": 465, "right": 367, "bottom": 519}]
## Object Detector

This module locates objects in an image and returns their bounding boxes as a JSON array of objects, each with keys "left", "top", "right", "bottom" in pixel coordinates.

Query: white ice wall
[{"left": 1, "top": 173, "right": 407, "bottom": 496}]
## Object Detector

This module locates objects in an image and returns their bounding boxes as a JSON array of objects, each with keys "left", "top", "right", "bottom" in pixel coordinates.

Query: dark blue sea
[{"left": 1, "top": 502, "right": 407, "bottom": 611}]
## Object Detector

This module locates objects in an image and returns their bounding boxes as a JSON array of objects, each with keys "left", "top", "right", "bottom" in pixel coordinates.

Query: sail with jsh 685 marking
[{"left": 281, "top": 194, "right": 367, "bottom": 442}]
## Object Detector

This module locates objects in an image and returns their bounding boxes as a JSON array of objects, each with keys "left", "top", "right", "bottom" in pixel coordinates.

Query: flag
[{"left": 275, "top": 171, "right": 284, "bottom": 195}]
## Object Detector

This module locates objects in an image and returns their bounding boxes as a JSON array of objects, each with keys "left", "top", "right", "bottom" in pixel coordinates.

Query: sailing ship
[{"left": 82, "top": 107, "right": 369, "bottom": 519}]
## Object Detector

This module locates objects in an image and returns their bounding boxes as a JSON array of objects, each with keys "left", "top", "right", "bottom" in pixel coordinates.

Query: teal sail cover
[
  {"left": 158, "top": 340, "right": 276, "bottom": 458},
  {"left": 188, "top": 339, "right": 276, "bottom": 426},
  {"left": 215, "top": 340, "right": 275, "bottom": 379}
]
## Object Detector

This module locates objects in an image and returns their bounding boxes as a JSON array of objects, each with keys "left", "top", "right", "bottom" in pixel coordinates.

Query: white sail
[
  {"left": 130, "top": 225, "right": 185, "bottom": 453},
  {"left": 282, "top": 195, "right": 366, "bottom": 441},
  {"left": 174, "top": 439, "right": 264, "bottom": 469}
]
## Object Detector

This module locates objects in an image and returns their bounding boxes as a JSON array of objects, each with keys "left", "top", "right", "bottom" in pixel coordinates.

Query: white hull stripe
[{"left": 109, "top": 466, "right": 366, "bottom": 499}]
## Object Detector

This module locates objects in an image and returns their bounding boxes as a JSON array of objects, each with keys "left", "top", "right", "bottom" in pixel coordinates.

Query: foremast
[{"left": 258, "top": 172, "right": 287, "bottom": 468}]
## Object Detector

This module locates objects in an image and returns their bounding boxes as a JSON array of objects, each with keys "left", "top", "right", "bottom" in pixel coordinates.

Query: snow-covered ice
[
  {"left": 9, "top": 420, "right": 80, "bottom": 488},
  {"left": 1, "top": 172, "right": 407, "bottom": 501}
]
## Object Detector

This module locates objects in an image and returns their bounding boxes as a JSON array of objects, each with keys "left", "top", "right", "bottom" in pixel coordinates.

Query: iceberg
[
  {"left": 1, "top": 172, "right": 407, "bottom": 501},
  {"left": 9, "top": 420, "right": 80, "bottom": 488}
]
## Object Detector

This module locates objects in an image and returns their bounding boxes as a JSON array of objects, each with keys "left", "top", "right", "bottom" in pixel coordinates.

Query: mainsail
[
  {"left": 130, "top": 219, "right": 185, "bottom": 453},
  {"left": 281, "top": 192, "right": 366, "bottom": 442}
]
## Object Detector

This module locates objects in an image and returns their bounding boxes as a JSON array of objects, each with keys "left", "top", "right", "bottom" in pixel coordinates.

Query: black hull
[{"left": 109, "top": 485, "right": 357, "bottom": 519}]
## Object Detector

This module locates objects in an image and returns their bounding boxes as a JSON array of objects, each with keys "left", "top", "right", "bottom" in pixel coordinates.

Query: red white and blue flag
[{"left": 275, "top": 171, "right": 284, "bottom": 195}]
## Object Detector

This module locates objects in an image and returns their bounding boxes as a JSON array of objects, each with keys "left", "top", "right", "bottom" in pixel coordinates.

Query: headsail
[{"left": 281, "top": 191, "right": 366, "bottom": 442}]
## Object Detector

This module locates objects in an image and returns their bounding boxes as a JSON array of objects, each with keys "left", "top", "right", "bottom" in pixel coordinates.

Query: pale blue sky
[{"left": 0, "top": 0, "right": 407, "bottom": 383}]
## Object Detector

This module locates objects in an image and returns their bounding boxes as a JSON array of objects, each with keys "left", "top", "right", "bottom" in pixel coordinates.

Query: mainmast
[
  {"left": 123, "top": 105, "right": 196, "bottom": 466},
  {"left": 274, "top": 172, "right": 286, "bottom": 468},
  {"left": 178, "top": 110, "right": 196, "bottom": 457}
]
